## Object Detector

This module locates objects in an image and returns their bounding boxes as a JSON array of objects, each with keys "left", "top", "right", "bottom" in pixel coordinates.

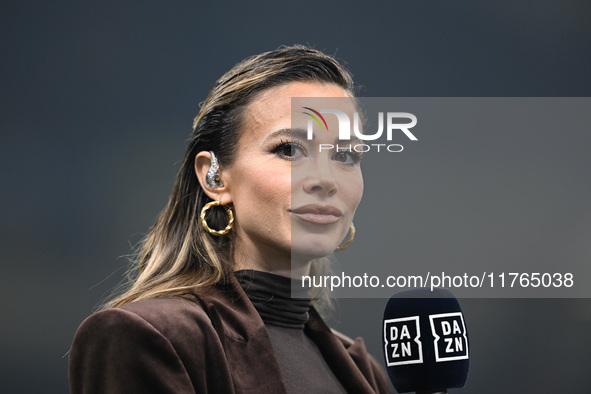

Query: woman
[{"left": 69, "top": 45, "right": 391, "bottom": 394}]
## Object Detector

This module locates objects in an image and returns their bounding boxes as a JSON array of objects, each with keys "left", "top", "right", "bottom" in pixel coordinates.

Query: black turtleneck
[
  {"left": 234, "top": 269, "right": 311, "bottom": 328},
  {"left": 234, "top": 270, "right": 346, "bottom": 394}
]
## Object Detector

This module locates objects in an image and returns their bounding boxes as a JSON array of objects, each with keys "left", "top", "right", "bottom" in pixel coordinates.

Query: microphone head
[{"left": 382, "top": 287, "right": 470, "bottom": 393}]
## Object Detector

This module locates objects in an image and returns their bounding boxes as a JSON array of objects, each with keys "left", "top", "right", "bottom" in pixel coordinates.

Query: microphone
[{"left": 382, "top": 287, "right": 470, "bottom": 393}]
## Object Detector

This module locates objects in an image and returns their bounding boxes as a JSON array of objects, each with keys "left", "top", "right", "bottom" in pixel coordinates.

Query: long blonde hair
[{"left": 105, "top": 45, "right": 355, "bottom": 309}]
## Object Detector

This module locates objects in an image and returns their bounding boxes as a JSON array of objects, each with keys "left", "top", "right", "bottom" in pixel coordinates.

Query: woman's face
[{"left": 221, "top": 82, "right": 363, "bottom": 272}]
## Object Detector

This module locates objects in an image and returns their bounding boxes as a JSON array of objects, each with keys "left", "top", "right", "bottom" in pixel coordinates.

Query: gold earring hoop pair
[
  {"left": 200, "top": 200, "right": 234, "bottom": 236},
  {"left": 335, "top": 223, "right": 355, "bottom": 252}
]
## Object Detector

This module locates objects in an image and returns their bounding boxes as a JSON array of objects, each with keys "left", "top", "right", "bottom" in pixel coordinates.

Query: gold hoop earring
[
  {"left": 335, "top": 223, "right": 355, "bottom": 252},
  {"left": 200, "top": 200, "right": 234, "bottom": 236}
]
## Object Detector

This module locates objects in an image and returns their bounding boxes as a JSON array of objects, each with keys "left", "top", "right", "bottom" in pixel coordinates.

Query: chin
[{"left": 290, "top": 239, "right": 337, "bottom": 261}]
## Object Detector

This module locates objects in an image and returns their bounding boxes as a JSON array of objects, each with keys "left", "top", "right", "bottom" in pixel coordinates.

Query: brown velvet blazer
[{"left": 69, "top": 275, "right": 392, "bottom": 393}]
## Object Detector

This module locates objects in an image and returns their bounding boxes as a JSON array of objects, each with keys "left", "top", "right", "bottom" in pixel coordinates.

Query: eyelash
[
  {"left": 270, "top": 139, "right": 305, "bottom": 160},
  {"left": 270, "top": 139, "right": 363, "bottom": 165}
]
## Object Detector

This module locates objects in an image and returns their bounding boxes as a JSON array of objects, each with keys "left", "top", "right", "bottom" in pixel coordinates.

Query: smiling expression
[{"left": 216, "top": 82, "right": 364, "bottom": 273}]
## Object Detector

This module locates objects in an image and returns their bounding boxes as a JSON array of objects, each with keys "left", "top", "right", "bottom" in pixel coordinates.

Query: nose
[{"left": 302, "top": 157, "right": 338, "bottom": 197}]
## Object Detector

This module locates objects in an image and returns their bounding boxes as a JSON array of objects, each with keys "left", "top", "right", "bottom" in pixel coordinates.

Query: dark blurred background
[{"left": 1, "top": 1, "right": 590, "bottom": 392}]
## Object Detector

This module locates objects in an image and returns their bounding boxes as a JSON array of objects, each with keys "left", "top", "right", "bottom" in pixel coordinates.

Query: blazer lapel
[
  {"left": 305, "top": 306, "right": 379, "bottom": 394},
  {"left": 198, "top": 276, "right": 288, "bottom": 394}
]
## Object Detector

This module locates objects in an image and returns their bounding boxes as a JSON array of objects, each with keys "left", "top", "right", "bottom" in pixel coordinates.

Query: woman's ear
[{"left": 194, "top": 151, "right": 232, "bottom": 204}]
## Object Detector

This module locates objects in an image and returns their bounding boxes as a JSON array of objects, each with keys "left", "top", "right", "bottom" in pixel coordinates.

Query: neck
[{"left": 232, "top": 237, "right": 313, "bottom": 279}]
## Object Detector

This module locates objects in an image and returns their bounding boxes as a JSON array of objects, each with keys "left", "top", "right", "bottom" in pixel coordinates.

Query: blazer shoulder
[
  {"left": 119, "top": 296, "right": 213, "bottom": 334},
  {"left": 74, "top": 295, "right": 221, "bottom": 357},
  {"left": 70, "top": 305, "right": 200, "bottom": 394}
]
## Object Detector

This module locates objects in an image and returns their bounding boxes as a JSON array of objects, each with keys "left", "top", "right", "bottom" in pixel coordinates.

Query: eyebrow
[
  {"left": 339, "top": 136, "right": 362, "bottom": 146},
  {"left": 265, "top": 128, "right": 310, "bottom": 141},
  {"left": 265, "top": 128, "right": 364, "bottom": 148}
]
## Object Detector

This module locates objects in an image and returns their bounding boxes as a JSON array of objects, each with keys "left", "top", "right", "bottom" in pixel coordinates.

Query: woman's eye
[
  {"left": 333, "top": 150, "right": 362, "bottom": 165},
  {"left": 281, "top": 144, "right": 294, "bottom": 157},
  {"left": 272, "top": 141, "right": 305, "bottom": 160}
]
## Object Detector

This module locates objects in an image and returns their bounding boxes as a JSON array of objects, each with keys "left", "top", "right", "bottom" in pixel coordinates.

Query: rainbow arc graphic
[{"left": 302, "top": 107, "right": 328, "bottom": 130}]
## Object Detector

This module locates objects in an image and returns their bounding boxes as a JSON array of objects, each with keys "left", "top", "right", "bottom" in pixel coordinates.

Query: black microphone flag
[{"left": 382, "top": 287, "right": 470, "bottom": 393}]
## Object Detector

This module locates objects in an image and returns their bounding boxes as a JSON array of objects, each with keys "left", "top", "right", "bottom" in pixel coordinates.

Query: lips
[{"left": 290, "top": 204, "right": 342, "bottom": 224}]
